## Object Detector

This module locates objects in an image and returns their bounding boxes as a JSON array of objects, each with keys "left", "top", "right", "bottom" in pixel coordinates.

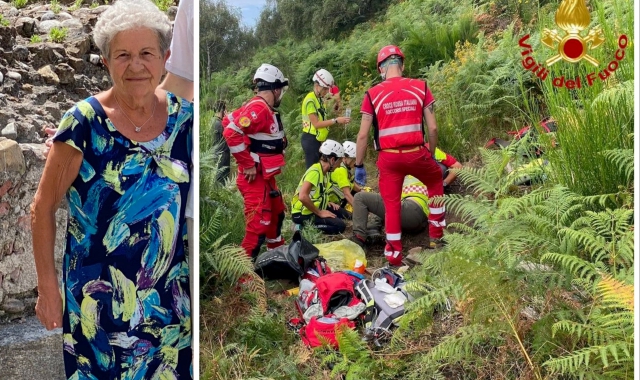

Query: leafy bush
[
  {"left": 48, "top": 27, "right": 68, "bottom": 43},
  {"left": 11, "top": 0, "right": 28, "bottom": 9}
]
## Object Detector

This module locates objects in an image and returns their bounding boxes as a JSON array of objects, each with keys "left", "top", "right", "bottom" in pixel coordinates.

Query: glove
[{"left": 355, "top": 166, "right": 367, "bottom": 186}]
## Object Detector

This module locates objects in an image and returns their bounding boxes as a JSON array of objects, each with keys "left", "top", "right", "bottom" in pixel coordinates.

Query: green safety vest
[
  {"left": 328, "top": 162, "right": 354, "bottom": 204},
  {"left": 292, "top": 163, "right": 328, "bottom": 215},
  {"left": 401, "top": 175, "right": 429, "bottom": 216},
  {"left": 301, "top": 91, "right": 329, "bottom": 142}
]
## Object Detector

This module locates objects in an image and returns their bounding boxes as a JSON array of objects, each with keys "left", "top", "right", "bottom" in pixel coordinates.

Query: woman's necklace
[{"left": 114, "top": 94, "right": 158, "bottom": 132}]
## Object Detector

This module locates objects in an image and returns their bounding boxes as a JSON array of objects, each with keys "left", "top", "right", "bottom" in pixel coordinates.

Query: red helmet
[{"left": 377, "top": 45, "right": 405, "bottom": 68}]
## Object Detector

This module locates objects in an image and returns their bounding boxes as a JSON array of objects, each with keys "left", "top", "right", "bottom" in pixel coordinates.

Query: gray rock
[
  {"left": 54, "top": 63, "right": 74, "bottom": 84},
  {"left": 15, "top": 17, "right": 36, "bottom": 37},
  {"left": 0, "top": 139, "right": 26, "bottom": 173},
  {"left": 40, "top": 11, "right": 56, "bottom": 21},
  {"left": 5, "top": 7, "right": 19, "bottom": 18},
  {"left": 1, "top": 298, "right": 25, "bottom": 314},
  {"left": 67, "top": 56, "right": 84, "bottom": 72},
  {"left": 57, "top": 12, "right": 73, "bottom": 21},
  {"left": 0, "top": 23, "right": 17, "bottom": 49},
  {"left": 12, "top": 44, "right": 29, "bottom": 62},
  {"left": 16, "top": 121, "right": 40, "bottom": 143},
  {"left": 37, "top": 20, "right": 62, "bottom": 34},
  {"left": 1, "top": 122, "right": 17, "bottom": 140},
  {"left": 44, "top": 101, "right": 62, "bottom": 121},
  {"left": 28, "top": 43, "right": 65, "bottom": 67},
  {"left": 0, "top": 71, "right": 3, "bottom": 85},
  {"left": 61, "top": 18, "right": 83, "bottom": 30},
  {"left": 87, "top": 53, "right": 101, "bottom": 65},
  {"left": 66, "top": 34, "right": 91, "bottom": 58},
  {"left": 37, "top": 64, "right": 60, "bottom": 85},
  {"left": 167, "top": 6, "right": 178, "bottom": 21},
  {"left": 6, "top": 71, "right": 21, "bottom": 82}
]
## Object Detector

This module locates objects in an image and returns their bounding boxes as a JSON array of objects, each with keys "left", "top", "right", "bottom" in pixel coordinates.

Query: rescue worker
[
  {"left": 351, "top": 176, "right": 429, "bottom": 248},
  {"left": 429, "top": 143, "right": 463, "bottom": 188},
  {"left": 291, "top": 139, "right": 350, "bottom": 234},
  {"left": 301, "top": 69, "right": 350, "bottom": 168},
  {"left": 222, "top": 63, "right": 289, "bottom": 258},
  {"left": 355, "top": 45, "right": 445, "bottom": 266},
  {"left": 328, "top": 141, "right": 361, "bottom": 213},
  {"left": 351, "top": 147, "right": 461, "bottom": 248}
]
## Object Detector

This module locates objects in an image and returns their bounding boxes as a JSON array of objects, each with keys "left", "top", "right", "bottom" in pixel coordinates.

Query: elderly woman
[{"left": 30, "top": 0, "right": 192, "bottom": 378}]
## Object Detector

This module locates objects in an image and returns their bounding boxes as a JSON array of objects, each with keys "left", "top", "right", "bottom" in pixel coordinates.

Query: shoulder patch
[{"left": 238, "top": 116, "right": 251, "bottom": 127}]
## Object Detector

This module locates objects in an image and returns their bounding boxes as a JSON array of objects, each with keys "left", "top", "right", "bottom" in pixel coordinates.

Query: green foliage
[
  {"left": 199, "top": 0, "right": 635, "bottom": 378},
  {"left": 50, "top": 0, "right": 61, "bottom": 14},
  {"left": 0, "top": 15, "right": 10, "bottom": 27},
  {"left": 48, "top": 27, "right": 68, "bottom": 43},
  {"left": 30, "top": 35, "right": 42, "bottom": 43},
  {"left": 200, "top": 0, "right": 257, "bottom": 77},
  {"left": 11, "top": 0, "right": 28, "bottom": 8},
  {"left": 153, "top": 0, "right": 172, "bottom": 12},
  {"left": 69, "top": 0, "right": 84, "bottom": 11},
  {"left": 542, "top": 274, "right": 634, "bottom": 379},
  {"left": 538, "top": 0, "right": 634, "bottom": 196},
  {"left": 254, "top": 0, "right": 391, "bottom": 44}
]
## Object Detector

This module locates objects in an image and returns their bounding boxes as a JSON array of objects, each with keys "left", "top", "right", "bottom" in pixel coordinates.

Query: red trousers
[
  {"left": 237, "top": 171, "right": 286, "bottom": 258},
  {"left": 377, "top": 146, "right": 445, "bottom": 258}
]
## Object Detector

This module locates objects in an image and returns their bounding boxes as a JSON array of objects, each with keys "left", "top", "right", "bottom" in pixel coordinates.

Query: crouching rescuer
[{"left": 222, "top": 63, "right": 289, "bottom": 258}]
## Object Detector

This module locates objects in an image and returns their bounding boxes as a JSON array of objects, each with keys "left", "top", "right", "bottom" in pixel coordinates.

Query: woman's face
[{"left": 104, "top": 27, "right": 169, "bottom": 98}]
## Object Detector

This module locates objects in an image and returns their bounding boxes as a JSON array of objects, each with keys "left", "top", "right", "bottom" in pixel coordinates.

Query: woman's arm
[
  {"left": 299, "top": 181, "right": 334, "bottom": 218},
  {"left": 308, "top": 113, "right": 350, "bottom": 129},
  {"left": 30, "top": 141, "right": 82, "bottom": 330},
  {"left": 341, "top": 187, "right": 355, "bottom": 207}
]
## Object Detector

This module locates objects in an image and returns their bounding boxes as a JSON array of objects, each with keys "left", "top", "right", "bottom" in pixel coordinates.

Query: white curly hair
[{"left": 93, "top": 0, "right": 172, "bottom": 59}]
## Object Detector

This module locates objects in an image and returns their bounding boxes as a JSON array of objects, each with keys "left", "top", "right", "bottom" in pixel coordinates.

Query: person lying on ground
[
  {"left": 351, "top": 175, "right": 429, "bottom": 251},
  {"left": 328, "top": 141, "right": 362, "bottom": 215},
  {"left": 291, "top": 139, "right": 350, "bottom": 234}
]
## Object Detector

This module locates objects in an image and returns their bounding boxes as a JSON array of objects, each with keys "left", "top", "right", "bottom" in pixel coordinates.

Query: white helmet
[
  {"left": 319, "top": 139, "right": 344, "bottom": 157},
  {"left": 312, "top": 69, "right": 334, "bottom": 88},
  {"left": 254, "top": 63, "right": 288, "bottom": 88},
  {"left": 342, "top": 141, "right": 356, "bottom": 158}
]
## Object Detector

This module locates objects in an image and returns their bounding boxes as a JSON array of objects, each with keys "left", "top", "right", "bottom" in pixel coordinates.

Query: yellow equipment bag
[{"left": 314, "top": 239, "right": 367, "bottom": 272}]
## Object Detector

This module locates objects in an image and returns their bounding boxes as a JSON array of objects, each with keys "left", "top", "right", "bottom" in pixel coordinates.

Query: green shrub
[
  {"left": 11, "top": 0, "right": 28, "bottom": 9},
  {"left": 50, "top": 0, "right": 61, "bottom": 14},
  {"left": 48, "top": 27, "right": 68, "bottom": 43},
  {"left": 153, "top": 0, "right": 172, "bottom": 12},
  {"left": 30, "top": 35, "right": 42, "bottom": 43}
]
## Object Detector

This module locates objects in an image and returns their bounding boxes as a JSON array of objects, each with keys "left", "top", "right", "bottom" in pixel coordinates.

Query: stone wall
[{"left": 0, "top": 138, "right": 67, "bottom": 320}]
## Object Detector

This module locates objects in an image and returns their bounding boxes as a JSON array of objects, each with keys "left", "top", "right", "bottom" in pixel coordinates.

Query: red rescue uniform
[
  {"left": 361, "top": 77, "right": 445, "bottom": 263},
  {"left": 222, "top": 96, "right": 287, "bottom": 258}
]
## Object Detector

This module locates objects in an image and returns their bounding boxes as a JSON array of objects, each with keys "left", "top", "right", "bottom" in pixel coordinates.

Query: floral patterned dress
[{"left": 53, "top": 93, "right": 192, "bottom": 379}]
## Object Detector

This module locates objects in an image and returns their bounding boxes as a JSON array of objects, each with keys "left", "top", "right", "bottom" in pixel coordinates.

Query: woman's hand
[
  {"left": 335, "top": 116, "right": 351, "bottom": 125},
  {"left": 35, "top": 285, "right": 63, "bottom": 330},
  {"left": 317, "top": 210, "right": 336, "bottom": 219}
]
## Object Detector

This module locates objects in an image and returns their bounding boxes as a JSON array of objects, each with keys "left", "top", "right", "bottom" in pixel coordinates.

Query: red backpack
[
  {"left": 299, "top": 316, "right": 355, "bottom": 348},
  {"left": 293, "top": 272, "right": 362, "bottom": 348}
]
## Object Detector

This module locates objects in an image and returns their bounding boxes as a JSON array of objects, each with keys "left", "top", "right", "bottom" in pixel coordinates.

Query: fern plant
[{"left": 542, "top": 274, "right": 634, "bottom": 379}]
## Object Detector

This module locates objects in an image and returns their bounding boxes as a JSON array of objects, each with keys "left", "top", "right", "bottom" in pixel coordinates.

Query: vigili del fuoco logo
[{"left": 519, "top": 0, "right": 628, "bottom": 89}]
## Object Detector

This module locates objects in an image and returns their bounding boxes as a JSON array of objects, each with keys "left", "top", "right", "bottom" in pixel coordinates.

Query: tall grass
[{"left": 538, "top": 0, "right": 633, "bottom": 196}]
